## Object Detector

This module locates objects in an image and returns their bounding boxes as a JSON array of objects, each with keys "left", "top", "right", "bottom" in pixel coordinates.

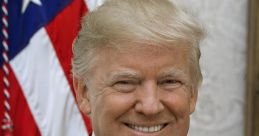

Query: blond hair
[{"left": 72, "top": 0, "right": 205, "bottom": 88}]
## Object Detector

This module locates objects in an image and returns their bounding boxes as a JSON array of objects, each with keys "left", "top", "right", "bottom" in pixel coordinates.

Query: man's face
[{"left": 75, "top": 45, "right": 197, "bottom": 136}]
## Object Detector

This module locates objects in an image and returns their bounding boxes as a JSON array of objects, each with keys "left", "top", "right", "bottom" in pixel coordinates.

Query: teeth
[{"left": 128, "top": 124, "right": 164, "bottom": 133}]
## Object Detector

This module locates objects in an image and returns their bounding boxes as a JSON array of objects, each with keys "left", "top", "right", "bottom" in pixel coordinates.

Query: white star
[{"left": 21, "top": 0, "right": 42, "bottom": 13}]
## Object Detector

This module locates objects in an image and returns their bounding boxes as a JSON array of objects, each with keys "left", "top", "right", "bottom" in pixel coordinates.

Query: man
[{"left": 72, "top": 0, "right": 205, "bottom": 135}]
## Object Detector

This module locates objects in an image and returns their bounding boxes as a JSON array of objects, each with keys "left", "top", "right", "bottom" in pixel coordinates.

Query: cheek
[
  {"left": 91, "top": 91, "right": 135, "bottom": 122},
  {"left": 162, "top": 90, "right": 191, "bottom": 118},
  {"left": 89, "top": 92, "right": 135, "bottom": 135}
]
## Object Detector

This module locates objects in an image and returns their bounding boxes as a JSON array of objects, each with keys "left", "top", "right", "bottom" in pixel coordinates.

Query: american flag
[{"left": 0, "top": 0, "right": 103, "bottom": 135}]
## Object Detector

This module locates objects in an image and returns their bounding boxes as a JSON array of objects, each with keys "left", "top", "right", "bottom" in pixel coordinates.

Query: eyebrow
[
  {"left": 106, "top": 68, "right": 189, "bottom": 82},
  {"left": 108, "top": 70, "right": 141, "bottom": 81},
  {"left": 158, "top": 68, "right": 188, "bottom": 79}
]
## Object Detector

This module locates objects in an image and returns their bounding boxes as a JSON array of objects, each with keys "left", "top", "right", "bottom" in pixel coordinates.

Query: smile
[{"left": 126, "top": 123, "right": 167, "bottom": 133}]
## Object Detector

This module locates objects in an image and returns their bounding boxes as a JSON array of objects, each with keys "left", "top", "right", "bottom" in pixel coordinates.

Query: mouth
[{"left": 124, "top": 123, "right": 168, "bottom": 133}]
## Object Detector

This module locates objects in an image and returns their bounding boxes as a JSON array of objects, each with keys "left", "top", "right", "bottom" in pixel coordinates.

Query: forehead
[
  {"left": 97, "top": 43, "right": 190, "bottom": 60},
  {"left": 89, "top": 44, "right": 192, "bottom": 78}
]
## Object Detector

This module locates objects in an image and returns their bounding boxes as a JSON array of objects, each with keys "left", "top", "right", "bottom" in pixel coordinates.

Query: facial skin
[{"left": 74, "top": 44, "right": 198, "bottom": 136}]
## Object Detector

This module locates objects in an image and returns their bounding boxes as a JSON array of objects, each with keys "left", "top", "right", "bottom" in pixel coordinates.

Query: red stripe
[
  {"left": 2, "top": 15, "right": 6, "bottom": 20},
  {"left": 2, "top": 4, "right": 7, "bottom": 12},
  {"left": 0, "top": 64, "right": 41, "bottom": 136},
  {"left": 45, "top": 0, "right": 92, "bottom": 133}
]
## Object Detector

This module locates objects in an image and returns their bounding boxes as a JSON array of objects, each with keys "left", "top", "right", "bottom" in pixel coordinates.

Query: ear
[
  {"left": 189, "top": 87, "right": 198, "bottom": 114},
  {"left": 73, "top": 76, "right": 91, "bottom": 115}
]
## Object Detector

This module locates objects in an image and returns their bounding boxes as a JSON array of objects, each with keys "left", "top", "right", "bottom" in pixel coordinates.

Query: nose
[{"left": 134, "top": 81, "right": 164, "bottom": 116}]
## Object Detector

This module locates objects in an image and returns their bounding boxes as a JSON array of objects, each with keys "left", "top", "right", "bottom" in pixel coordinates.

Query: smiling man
[{"left": 72, "top": 0, "right": 205, "bottom": 136}]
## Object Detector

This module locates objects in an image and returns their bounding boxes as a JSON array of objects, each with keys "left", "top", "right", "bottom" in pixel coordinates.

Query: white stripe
[
  {"left": 2, "top": 17, "right": 8, "bottom": 27},
  {"left": 4, "top": 101, "right": 10, "bottom": 110},
  {"left": 4, "top": 112, "right": 10, "bottom": 121},
  {"left": 84, "top": 0, "right": 104, "bottom": 11},
  {"left": 10, "top": 28, "right": 88, "bottom": 136},
  {"left": 4, "top": 89, "right": 10, "bottom": 99},
  {"left": 3, "top": 64, "right": 9, "bottom": 75},
  {"left": 2, "top": 124, "right": 12, "bottom": 130},
  {"left": 4, "top": 0, "right": 8, "bottom": 4},
  {"left": 2, "top": 52, "right": 8, "bottom": 62},
  {"left": 3, "top": 76, "right": 9, "bottom": 87},
  {"left": 3, "top": 40, "right": 8, "bottom": 51},
  {"left": 2, "top": 28, "right": 8, "bottom": 39},
  {"left": 2, "top": 5, "right": 7, "bottom": 16}
]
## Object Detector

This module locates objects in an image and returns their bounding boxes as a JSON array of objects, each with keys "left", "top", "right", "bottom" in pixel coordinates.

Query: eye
[
  {"left": 112, "top": 80, "right": 138, "bottom": 92},
  {"left": 162, "top": 80, "right": 180, "bottom": 84},
  {"left": 116, "top": 80, "right": 132, "bottom": 85},
  {"left": 158, "top": 79, "right": 182, "bottom": 89}
]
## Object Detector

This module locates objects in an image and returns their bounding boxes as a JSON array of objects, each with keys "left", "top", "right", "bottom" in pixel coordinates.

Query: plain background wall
[{"left": 184, "top": 0, "right": 248, "bottom": 136}]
